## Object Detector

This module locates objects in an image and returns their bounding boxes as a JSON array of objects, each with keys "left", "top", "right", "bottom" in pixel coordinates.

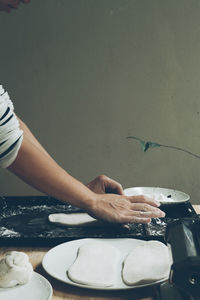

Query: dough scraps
[{"left": 0, "top": 251, "right": 33, "bottom": 288}]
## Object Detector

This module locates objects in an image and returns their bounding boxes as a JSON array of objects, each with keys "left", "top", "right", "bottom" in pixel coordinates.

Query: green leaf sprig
[
  {"left": 127, "top": 136, "right": 200, "bottom": 159},
  {"left": 126, "top": 136, "right": 161, "bottom": 152}
]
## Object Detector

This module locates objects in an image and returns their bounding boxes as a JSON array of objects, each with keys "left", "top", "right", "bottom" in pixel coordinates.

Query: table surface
[{"left": 1, "top": 205, "right": 199, "bottom": 300}]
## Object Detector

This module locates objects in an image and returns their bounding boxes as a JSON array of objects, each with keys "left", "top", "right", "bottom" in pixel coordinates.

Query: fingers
[
  {"left": 130, "top": 202, "right": 163, "bottom": 212},
  {"left": 117, "top": 197, "right": 165, "bottom": 222},
  {"left": 117, "top": 207, "right": 165, "bottom": 223},
  {"left": 102, "top": 175, "right": 124, "bottom": 195},
  {"left": 114, "top": 182, "right": 124, "bottom": 195},
  {"left": 119, "top": 203, "right": 165, "bottom": 221},
  {"left": 129, "top": 217, "right": 151, "bottom": 224},
  {"left": 118, "top": 215, "right": 152, "bottom": 224},
  {"left": 128, "top": 195, "right": 160, "bottom": 207},
  {"left": 126, "top": 208, "right": 165, "bottom": 218},
  {"left": 127, "top": 199, "right": 165, "bottom": 218},
  {"left": 106, "top": 180, "right": 124, "bottom": 195}
]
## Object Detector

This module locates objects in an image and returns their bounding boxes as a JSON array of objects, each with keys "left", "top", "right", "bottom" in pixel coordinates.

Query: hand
[
  {"left": 87, "top": 175, "right": 124, "bottom": 195},
  {"left": 88, "top": 193, "right": 165, "bottom": 224}
]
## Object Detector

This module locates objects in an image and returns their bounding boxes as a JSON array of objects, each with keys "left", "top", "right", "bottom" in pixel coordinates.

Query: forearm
[
  {"left": 8, "top": 130, "right": 96, "bottom": 210},
  {"left": 17, "top": 117, "right": 51, "bottom": 159},
  {"left": 7, "top": 127, "right": 164, "bottom": 224}
]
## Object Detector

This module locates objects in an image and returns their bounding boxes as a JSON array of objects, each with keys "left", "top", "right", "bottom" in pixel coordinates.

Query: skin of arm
[
  {"left": 17, "top": 117, "right": 52, "bottom": 159},
  {"left": 9, "top": 117, "right": 95, "bottom": 210},
  {"left": 7, "top": 117, "right": 165, "bottom": 224}
]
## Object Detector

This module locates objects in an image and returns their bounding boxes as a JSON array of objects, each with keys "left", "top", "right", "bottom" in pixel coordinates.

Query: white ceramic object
[
  {"left": 124, "top": 187, "right": 190, "bottom": 204},
  {"left": 42, "top": 238, "right": 171, "bottom": 290},
  {"left": 0, "top": 272, "right": 52, "bottom": 300}
]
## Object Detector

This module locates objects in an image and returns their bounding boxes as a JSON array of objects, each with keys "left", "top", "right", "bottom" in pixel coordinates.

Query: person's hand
[
  {"left": 0, "top": 0, "right": 30, "bottom": 13},
  {"left": 88, "top": 193, "right": 165, "bottom": 224},
  {"left": 87, "top": 175, "right": 124, "bottom": 195}
]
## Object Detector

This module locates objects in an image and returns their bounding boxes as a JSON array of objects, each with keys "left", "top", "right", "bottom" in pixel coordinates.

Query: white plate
[
  {"left": 42, "top": 238, "right": 169, "bottom": 290},
  {"left": 0, "top": 272, "right": 52, "bottom": 300},
  {"left": 124, "top": 187, "right": 190, "bottom": 204}
]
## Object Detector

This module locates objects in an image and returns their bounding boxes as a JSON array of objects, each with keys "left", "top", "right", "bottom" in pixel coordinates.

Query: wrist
[
  {"left": 83, "top": 192, "right": 101, "bottom": 216},
  {"left": 65, "top": 183, "right": 99, "bottom": 212},
  {"left": 81, "top": 190, "right": 98, "bottom": 212}
]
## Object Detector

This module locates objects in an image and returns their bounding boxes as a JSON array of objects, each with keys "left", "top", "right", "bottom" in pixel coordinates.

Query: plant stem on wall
[{"left": 127, "top": 136, "right": 200, "bottom": 159}]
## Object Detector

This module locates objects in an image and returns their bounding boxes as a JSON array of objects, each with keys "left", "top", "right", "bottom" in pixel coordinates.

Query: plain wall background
[{"left": 0, "top": 0, "right": 200, "bottom": 204}]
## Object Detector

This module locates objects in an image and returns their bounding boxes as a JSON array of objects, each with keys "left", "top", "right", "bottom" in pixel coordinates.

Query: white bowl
[{"left": 124, "top": 187, "right": 190, "bottom": 204}]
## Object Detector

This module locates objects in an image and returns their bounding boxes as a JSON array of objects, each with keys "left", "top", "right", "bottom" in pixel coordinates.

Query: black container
[{"left": 0, "top": 196, "right": 198, "bottom": 246}]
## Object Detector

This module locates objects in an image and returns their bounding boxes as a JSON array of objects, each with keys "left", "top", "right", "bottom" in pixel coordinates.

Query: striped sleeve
[{"left": 0, "top": 85, "right": 23, "bottom": 168}]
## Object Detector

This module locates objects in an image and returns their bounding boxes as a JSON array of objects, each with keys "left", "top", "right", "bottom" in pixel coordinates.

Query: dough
[
  {"left": 67, "top": 241, "right": 120, "bottom": 287},
  {"left": 48, "top": 213, "right": 98, "bottom": 227},
  {"left": 122, "top": 240, "right": 171, "bottom": 285},
  {"left": 0, "top": 251, "right": 33, "bottom": 288}
]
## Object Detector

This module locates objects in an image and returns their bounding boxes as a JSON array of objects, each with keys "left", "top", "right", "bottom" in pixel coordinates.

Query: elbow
[{"left": 0, "top": 87, "right": 23, "bottom": 168}]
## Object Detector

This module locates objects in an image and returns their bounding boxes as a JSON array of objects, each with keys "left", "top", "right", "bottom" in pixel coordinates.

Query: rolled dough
[
  {"left": 0, "top": 251, "right": 33, "bottom": 288},
  {"left": 48, "top": 213, "right": 99, "bottom": 227},
  {"left": 67, "top": 241, "right": 120, "bottom": 287},
  {"left": 122, "top": 240, "right": 171, "bottom": 285}
]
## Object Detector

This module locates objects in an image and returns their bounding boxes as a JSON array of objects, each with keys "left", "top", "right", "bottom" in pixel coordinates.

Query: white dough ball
[{"left": 0, "top": 251, "right": 33, "bottom": 288}]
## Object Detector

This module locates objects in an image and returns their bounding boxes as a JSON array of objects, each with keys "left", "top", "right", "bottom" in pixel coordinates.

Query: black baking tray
[{"left": 0, "top": 196, "right": 198, "bottom": 246}]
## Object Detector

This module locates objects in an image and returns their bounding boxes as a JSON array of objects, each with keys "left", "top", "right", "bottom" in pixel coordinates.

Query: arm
[
  {"left": 15, "top": 122, "right": 125, "bottom": 197},
  {"left": 8, "top": 117, "right": 165, "bottom": 223},
  {"left": 17, "top": 117, "right": 52, "bottom": 159},
  {"left": 9, "top": 117, "right": 95, "bottom": 210}
]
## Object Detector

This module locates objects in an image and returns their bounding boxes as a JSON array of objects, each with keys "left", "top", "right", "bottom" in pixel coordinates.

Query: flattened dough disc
[
  {"left": 122, "top": 240, "right": 171, "bottom": 285},
  {"left": 67, "top": 241, "right": 120, "bottom": 287},
  {"left": 48, "top": 213, "right": 98, "bottom": 227}
]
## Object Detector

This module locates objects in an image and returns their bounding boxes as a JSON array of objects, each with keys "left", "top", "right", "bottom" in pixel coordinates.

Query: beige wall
[{"left": 0, "top": 0, "right": 200, "bottom": 204}]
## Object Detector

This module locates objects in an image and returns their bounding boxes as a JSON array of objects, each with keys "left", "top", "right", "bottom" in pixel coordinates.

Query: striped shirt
[{"left": 0, "top": 85, "right": 23, "bottom": 168}]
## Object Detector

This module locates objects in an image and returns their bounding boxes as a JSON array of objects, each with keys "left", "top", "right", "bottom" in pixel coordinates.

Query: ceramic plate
[
  {"left": 0, "top": 272, "right": 52, "bottom": 300},
  {"left": 124, "top": 187, "right": 190, "bottom": 204},
  {"left": 42, "top": 238, "right": 170, "bottom": 290}
]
